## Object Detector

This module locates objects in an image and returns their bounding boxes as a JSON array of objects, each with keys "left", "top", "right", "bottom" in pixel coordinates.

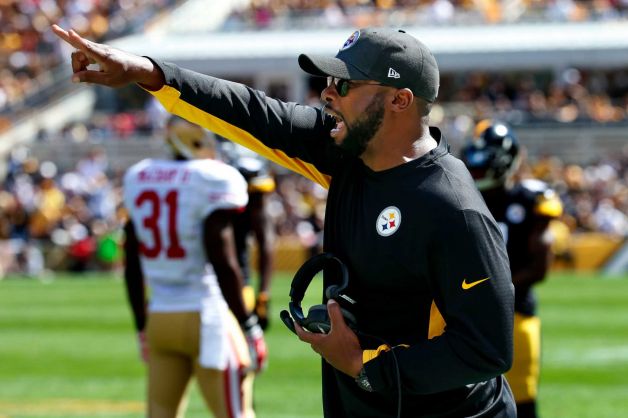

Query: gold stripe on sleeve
[
  {"left": 152, "top": 86, "right": 332, "bottom": 189},
  {"left": 363, "top": 344, "right": 410, "bottom": 364},
  {"left": 363, "top": 344, "right": 391, "bottom": 364},
  {"left": 428, "top": 301, "right": 446, "bottom": 339}
]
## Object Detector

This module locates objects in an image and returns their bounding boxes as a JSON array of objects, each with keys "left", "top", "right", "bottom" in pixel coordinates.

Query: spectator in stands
[{"left": 29, "top": 177, "right": 65, "bottom": 239}]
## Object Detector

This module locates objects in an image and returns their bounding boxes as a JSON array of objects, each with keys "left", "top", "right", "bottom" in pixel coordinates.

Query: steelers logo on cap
[
  {"left": 340, "top": 30, "right": 360, "bottom": 51},
  {"left": 376, "top": 206, "right": 401, "bottom": 237}
]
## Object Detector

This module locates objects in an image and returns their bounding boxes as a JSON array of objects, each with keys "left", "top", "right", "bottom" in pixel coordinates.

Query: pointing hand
[{"left": 51, "top": 24, "right": 164, "bottom": 90}]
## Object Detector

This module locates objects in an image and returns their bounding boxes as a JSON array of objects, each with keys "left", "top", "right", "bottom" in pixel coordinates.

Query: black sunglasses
[{"left": 327, "top": 76, "right": 384, "bottom": 97}]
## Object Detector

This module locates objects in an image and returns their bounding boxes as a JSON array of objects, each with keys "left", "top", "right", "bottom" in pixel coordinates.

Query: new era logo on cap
[{"left": 388, "top": 68, "right": 400, "bottom": 79}]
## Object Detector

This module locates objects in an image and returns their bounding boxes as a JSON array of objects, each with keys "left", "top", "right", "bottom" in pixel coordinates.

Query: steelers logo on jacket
[{"left": 376, "top": 206, "right": 401, "bottom": 237}]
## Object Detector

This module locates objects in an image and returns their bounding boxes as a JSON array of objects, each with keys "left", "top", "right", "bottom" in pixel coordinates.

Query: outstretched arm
[
  {"left": 51, "top": 24, "right": 164, "bottom": 90},
  {"left": 52, "top": 25, "right": 338, "bottom": 186}
]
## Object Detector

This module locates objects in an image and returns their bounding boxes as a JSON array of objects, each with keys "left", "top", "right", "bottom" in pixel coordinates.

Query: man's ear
[{"left": 390, "top": 88, "right": 414, "bottom": 113}]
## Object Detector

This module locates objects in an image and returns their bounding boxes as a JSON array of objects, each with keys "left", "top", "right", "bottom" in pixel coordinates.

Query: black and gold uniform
[
  {"left": 497, "top": 180, "right": 562, "bottom": 316},
  {"left": 146, "top": 61, "right": 515, "bottom": 418},
  {"left": 462, "top": 121, "right": 563, "bottom": 418},
  {"left": 484, "top": 180, "right": 562, "bottom": 417}
]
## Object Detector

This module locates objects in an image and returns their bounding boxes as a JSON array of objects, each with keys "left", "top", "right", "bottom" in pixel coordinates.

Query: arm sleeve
[
  {"left": 123, "top": 220, "right": 147, "bottom": 332},
  {"left": 145, "top": 59, "right": 341, "bottom": 188},
  {"left": 203, "top": 210, "right": 250, "bottom": 324},
  {"left": 511, "top": 217, "right": 552, "bottom": 287},
  {"left": 512, "top": 188, "right": 563, "bottom": 287},
  {"left": 365, "top": 209, "right": 514, "bottom": 394},
  {"left": 249, "top": 192, "right": 274, "bottom": 294}
]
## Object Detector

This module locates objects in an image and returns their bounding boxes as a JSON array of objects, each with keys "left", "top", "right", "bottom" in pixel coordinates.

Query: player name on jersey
[{"left": 137, "top": 167, "right": 191, "bottom": 183}]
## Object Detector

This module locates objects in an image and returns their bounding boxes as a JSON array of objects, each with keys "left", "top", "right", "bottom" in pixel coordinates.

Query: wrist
[
  {"left": 136, "top": 57, "right": 165, "bottom": 91},
  {"left": 350, "top": 350, "right": 364, "bottom": 378}
]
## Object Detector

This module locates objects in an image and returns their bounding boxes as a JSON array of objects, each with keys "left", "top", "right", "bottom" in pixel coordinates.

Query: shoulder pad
[
  {"left": 533, "top": 188, "right": 563, "bottom": 218},
  {"left": 512, "top": 179, "right": 563, "bottom": 218}
]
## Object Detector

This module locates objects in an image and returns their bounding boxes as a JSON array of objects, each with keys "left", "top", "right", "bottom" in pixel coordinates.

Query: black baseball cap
[{"left": 299, "top": 28, "right": 439, "bottom": 103}]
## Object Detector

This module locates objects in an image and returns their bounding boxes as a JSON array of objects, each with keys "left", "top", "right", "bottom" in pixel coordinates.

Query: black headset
[
  {"left": 280, "top": 252, "right": 357, "bottom": 335},
  {"left": 281, "top": 252, "right": 403, "bottom": 418}
]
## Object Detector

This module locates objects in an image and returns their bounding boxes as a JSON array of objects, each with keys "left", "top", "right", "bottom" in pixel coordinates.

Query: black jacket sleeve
[{"left": 146, "top": 59, "right": 341, "bottom": 188}]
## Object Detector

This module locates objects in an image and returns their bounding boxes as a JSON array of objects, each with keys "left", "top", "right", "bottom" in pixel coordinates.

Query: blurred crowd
[
  {"left": 2, "top": 0, "right": 628, "bottom": 135},
  {"left": 522, "top": 153, "right": 628, "bottom": 237},
  {"left": 1, "top": 0, "right": 626, "bottom": 277},
  {"left": 33, "top": 64, "right": 628, "bottom": 145},
  {"left": 1, "top": 133, "right": 626, "bottom": 277},
  {"left": 0, "top": 0, "right": 180, "bottom": 128},
  {"left": 3, "top": 0, "right": 628, "bottom": 129},
  {"left": 438, "top": 68, "right": 628, "bottom": 125},
  {"left": 224, "top": 0, "right": 628, "bottom": 30},
  {"left": 0, "top": 146, "right": 124, "bottom": 277}
]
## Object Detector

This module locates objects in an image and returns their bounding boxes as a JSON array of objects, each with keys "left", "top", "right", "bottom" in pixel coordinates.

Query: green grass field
[{"left": 1, "top": 271, "right": 627, "bottom": 418}]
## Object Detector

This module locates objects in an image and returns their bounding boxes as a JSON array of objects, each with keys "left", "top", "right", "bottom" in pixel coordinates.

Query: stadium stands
[
  {"left": 222, "top": 0, "right": 628, "bottom": 30},
  {"left": 0, "top": 0, "right": 182, "bottom": 124},
  {"left": 0, "top": 0, "right": 626, "bottom": 276}
]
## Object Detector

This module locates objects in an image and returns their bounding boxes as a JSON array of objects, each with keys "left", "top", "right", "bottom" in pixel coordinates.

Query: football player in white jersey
[{"left": 123, "top": 116, "right": 267, "bottom": 418}]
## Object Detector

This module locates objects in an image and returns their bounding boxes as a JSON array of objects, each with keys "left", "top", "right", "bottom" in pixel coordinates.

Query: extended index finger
[
  {"left": 52, "top": 25, "right": 99, "bottom": 56},
  {"left": 51, "top": 24, "right": 74, "bottom": 46}
]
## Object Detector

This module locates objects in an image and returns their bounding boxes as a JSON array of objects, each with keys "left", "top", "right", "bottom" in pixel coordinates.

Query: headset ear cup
[
  {"left": 325, "top": 285, "right": 339, "bottom": 300},
  {"left": 280, "top": 310, "right": 297, "bottom": 335},
  {"left": 287, "top": 253, "right": 354, "bottom": 334},
  {"left": 303, "top": 304, "right": 358, "bottom": 333},
  {"left": 304, "top": 304, "right": 331, "bottom": 333}
]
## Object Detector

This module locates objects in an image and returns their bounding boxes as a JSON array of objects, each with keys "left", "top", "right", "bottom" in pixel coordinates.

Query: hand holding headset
[
  {"left": 280, "top": 252, "right": 403, "bottom": 418},
  {"left": 280, "top": 252, "right": 357, "bottom": 334}
]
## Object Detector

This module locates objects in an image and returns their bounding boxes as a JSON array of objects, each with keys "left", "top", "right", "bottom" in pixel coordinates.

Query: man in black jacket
[{"left": 53, "top": 24, "right": 515, "bottom": 418}]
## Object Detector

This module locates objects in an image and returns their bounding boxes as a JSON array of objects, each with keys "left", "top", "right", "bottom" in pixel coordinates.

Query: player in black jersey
[
  {"left": 54, "top": 25, "right": 516, "bottom": 418},
  {"left": 462, "top": 120, "right": 563, "bottom": 418},
  {"left": 222, "top": 142, "right": 276, "bottom": 330}
]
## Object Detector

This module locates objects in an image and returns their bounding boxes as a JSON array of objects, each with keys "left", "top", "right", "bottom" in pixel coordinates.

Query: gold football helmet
[{"left": 165, "top": 116, "right": 216, "bottom": 159}]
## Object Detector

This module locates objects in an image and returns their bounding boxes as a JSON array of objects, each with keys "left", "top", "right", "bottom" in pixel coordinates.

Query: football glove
[
  {"left": 254, "top": 292, "right": 270, "bottom": 330},
  {"left": 241, "top": 315, "right": 268, "bottom": 373}
]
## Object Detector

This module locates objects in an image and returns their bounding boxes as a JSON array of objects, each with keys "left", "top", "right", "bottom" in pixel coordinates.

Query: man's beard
[{"left": 340, "top": 94, "right": 385, "bottom": 157}]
